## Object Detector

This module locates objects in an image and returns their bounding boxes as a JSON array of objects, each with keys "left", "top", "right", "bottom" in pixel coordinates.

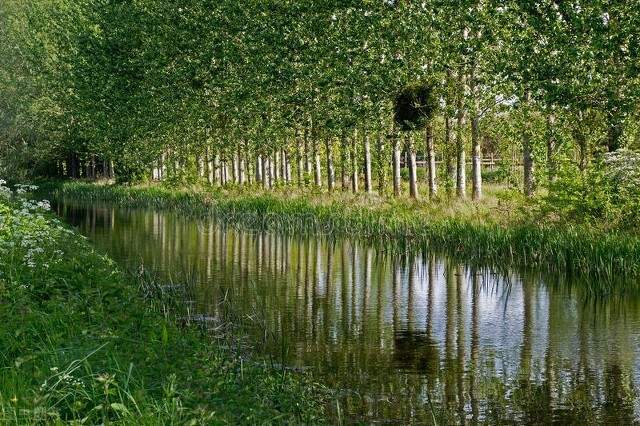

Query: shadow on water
[{"left": 55, "top": 200, "right": 640, "bottom": 424}]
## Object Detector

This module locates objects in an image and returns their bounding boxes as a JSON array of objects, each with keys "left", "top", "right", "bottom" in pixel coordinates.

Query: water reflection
[{"left": 57, "top": 202, "right": 640, "bottom": 424}]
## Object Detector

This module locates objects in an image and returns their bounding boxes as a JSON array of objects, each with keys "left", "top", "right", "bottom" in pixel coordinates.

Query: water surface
[{"left": 57, "top": 201, "right": 640, "bottom": 424}]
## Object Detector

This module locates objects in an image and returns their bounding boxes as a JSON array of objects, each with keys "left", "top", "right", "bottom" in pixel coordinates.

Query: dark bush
[{"left": 394, "top": 83, "right": 438, "bottom": 131}]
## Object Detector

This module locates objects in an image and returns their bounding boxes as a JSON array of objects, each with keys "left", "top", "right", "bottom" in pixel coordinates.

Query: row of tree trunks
[
  {"left": 147, "top": 116, "right": 552, "bottom": 201},
  {"left": 65, "top": 153, "right": 114, "bottom": 180}
]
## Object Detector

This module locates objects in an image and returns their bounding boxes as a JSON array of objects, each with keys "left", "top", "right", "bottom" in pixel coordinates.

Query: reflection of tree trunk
[
  {"left": 325, "top": 240, "right": 334, "bottom": 344},
  {"left": 455, "top": 265, "right": 465, "bottom": 420},
  {"left": 392, "top": 257, "right": 401, "bottom": 338},
  {"left": 377, "top": 251, "right": 386, "bottom": 347},
  {"left": 577, "top": 297, "right": 593, "bottom": 412},
  {"left": 362, "top": 247, "right": 372, "bottom": 338},
  {"left": 521, "top": 278, "right": 533, "bottom": 382},
  {"left": 407, "top": 256, "right": 416, "bottom": 333},
  {"left": 544, "top": 286, "right": 555, "bottom": 421},
  {"left": 311, "top": 238, "right": 320, "bottom": 339},
  {"left": 470, "top": 268, "right": 480, "bottom": 422},
  {"left": 444, "top": 261, "right": 457, "bottom": 411},
  {"left": 305, "top": 238, "right": 313, "bottom": 335},
  {"left": 351, "top": 243, "right": 357, "bottom": 334},
  {"left": 341, "top": 241, "right": 349, "bottom": 338}
]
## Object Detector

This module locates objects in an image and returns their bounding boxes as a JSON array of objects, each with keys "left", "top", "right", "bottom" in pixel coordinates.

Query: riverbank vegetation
[
  {"left": 53, "top": 181, "right": 640, "bottom": 286},
  {"left": 0, "top": 182, "right": 326, "bottom": 424}
]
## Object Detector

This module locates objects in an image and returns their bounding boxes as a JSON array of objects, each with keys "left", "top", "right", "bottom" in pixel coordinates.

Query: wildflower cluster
[{"left": 0, "top": 179, "right": 69, "bottom": 275}]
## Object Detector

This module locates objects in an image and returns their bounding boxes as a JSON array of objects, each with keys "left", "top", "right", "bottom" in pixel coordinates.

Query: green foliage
[
  {"left": 0, "top": 182, "right": 327, "bottom": 424},
  {"left": 540, "top": 151, "right": 640, "bottom": 231},
  {"left": 481, "top": 166, "right": 511, "bottom": 184}
]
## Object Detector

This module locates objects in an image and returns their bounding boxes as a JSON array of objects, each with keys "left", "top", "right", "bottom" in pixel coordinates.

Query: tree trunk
[
  {"left": 285, "top": 149, "right": 292, "bottom": 182},
  {"left": 281, "top": 149, "right": 287, "bottom": 183},
  {"left": 573, "top": 125, "right": 588, "bottom": 172},
  {"left": 269, "top": 155, "right": 275, "bottom": 188},
  {"left": 245, "top": 148, "right": 252, "bottom": 184},
  {"left": 255, "top": 154, "right": 262, "bottom": 183},
  {"left": 407, "top": 134, "right": 419, "bottom": 199},
  {"left": 523, "top": 91, "right": 535, "bottom": 197},
  {"left": 313, "top": 137, "right": 322, "bottom": 187},
  {"left": 456, "top": 87, "right": 467, "bottom": 199},
  {"left": 471, "top": 98, "right": 482, "bottom": 201},
  {"left": 392, "top": 131, "right": 401, "bottom": 197},
  {"left": 426, "top": 123, "right": 437, "bottom": 198},
  {"left": 363, "top": 131, "right": 372, "bottom": 194},
  {"left": 211, "top": 153, "right": 219, "bottom": 186},
  {"left": 303, "top": 127, "right": 311, "bottom": 177},
  {"left": 325, "top": 137, "right": 335, "bottom": 191},
  {"left": 296, "top": 130, "right": 303, "bottom": 186},
  {"left": 274, "top": 150, "right": 281, "bottom": 182},
  {"left": 260, "top": 155, "right": 267, "bottom": 189},
  {"left": 266, "top": 156, "right": 273, "bottom": 189},
  {"left": 377, "top": 131, "right": 386, "bottom": 195},
  {"left": 546, "top": 113, "right": 557, "bottom": 183},
  {"left": 606, "top": 117, "right": 623, "bottom": 152},
  {"left": 341, "top": 133, "right": 348, "bottom": 190},
  {"left": 204, "top": 148, "right": 211, "bottom": 184},
  {"left": 90, "top": 156, "right": 96, "bottom": 179},
  {"left": 237, "top": 147, "right": 245, "bottom": 185},
  {"left": 351, "top": 129, "right": 359, "bottom": 193}
]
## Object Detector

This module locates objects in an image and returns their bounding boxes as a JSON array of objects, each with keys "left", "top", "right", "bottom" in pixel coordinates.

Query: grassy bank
[
  {"left": 0, "top": 183, "right": 326, "bottom": 424},
  {"left": 51, "top": 181, "right": 640, "bottom": 289}
]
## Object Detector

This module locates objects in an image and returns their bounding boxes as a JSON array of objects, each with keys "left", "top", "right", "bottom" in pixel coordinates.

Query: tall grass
[{"left": 52, "top": 181, "right": 640, "bottom": 288}]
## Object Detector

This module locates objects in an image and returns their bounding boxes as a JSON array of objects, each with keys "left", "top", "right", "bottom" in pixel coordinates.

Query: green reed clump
[
  {"left": 0, "top": 182, "right": 327, "bottom": 424},
  {"left": 53, "top": 181, "right": 640, "bottom": 287}
]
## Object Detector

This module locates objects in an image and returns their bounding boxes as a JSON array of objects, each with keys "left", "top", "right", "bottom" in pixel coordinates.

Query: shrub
[{"left": 539, "top": 150, "right": 640, "bottom": 231}]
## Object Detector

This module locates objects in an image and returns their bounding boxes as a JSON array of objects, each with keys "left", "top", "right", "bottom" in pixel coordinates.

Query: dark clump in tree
[{"left": 394, "top": 82, "right": 438, "bottom": 131}]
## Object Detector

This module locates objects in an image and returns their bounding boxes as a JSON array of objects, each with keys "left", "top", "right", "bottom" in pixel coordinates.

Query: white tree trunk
[{"left": 363, "top": 132, "right": 372, "bottom": 194}]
